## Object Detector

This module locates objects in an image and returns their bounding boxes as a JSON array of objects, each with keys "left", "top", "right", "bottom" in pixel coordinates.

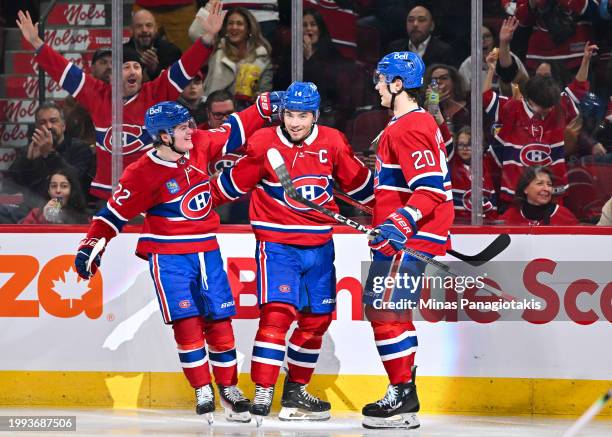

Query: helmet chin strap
[
  {"left": 387, "top": 84, "right": 402, "bottom": 112},
  {"left": 161, "top": 136, "right": 186, "bottom": 157}
]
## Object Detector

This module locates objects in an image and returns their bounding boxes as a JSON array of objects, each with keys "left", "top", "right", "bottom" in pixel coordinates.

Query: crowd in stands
[{"left": 0, "top": 0, "right": 610, "bottom": 227}]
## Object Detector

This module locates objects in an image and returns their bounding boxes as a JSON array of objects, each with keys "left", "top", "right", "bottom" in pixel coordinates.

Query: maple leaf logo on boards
[{"left": 50, "top": 267, "right": 92, "bottom": 309}]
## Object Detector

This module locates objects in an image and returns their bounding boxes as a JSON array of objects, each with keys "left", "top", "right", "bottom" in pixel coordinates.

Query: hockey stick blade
[
  {"left": 332, "top": 189, "right": 511, "bottom": 266},
  {"left": 87, "top": 237, "right": 106, "bottom": 274},
  {"left": 267, "top": 149, "right": 514, "bottom": 301}
]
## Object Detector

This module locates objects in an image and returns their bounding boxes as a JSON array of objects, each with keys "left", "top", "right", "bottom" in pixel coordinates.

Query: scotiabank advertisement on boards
[{"left": 0, "top": 230, "right": 610, "bottom": 380}]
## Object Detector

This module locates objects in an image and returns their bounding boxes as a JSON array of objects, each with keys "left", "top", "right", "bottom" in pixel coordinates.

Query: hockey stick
[
  {"left": 266, "top": 149, "right": 514, "bottom": 301},
  {"left": 86, "top": 237, "right": 106, "bottom": 275},
  {"left": 332, "top": 189, "right": 511, "bottom": 266},
  {"left": 561, "top": 387, "right": 612, "bottom": 437}
]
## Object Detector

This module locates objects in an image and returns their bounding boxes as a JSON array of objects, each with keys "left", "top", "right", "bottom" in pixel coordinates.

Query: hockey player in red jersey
[
  {"left": 73, "top": 96, "right": 282, "bottom": 424},
  {"left": 362, "top": 52, "right": 454, "bottom": 429},
  {"left": 16, "top": 2, "right": 224, "bottom": 200},
  {"left": 212, "top": 81, "right": 373, "bottom": 424}
]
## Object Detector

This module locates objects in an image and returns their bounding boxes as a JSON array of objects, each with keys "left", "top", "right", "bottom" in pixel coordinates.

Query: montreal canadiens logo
[
  {"left": 520, "top": 144, "right": 553, "bottom": 166},
  {"left": 462, "top": 190, "right": 473, "bottom": 211},
  {"left": 207, "top": 153, "right": 241, "bottom": 175},
  {"left": 180, "top": 181, "right": 212, "bottom": 220},
  {"left": 284, "top": 175, "right": 331, "bottom": 211},
  {"left": 102, "top": 124, "right": 149, "bottom": 155}
]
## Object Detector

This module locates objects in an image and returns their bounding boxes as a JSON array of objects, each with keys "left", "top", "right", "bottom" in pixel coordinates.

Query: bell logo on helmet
[{"left": 148, "top": 106, "right": 162, "bottom": 115}]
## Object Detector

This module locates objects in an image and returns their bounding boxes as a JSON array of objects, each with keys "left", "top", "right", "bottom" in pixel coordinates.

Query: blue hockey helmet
[
  {"left": 282, "top": 81, "right": 321, "bottom": 113},
  {"left": 374, "top": 51, "right": 425, "bottom": 90},
  {"left": 144, "top": 101, "right": 193, "bottom": 141}
]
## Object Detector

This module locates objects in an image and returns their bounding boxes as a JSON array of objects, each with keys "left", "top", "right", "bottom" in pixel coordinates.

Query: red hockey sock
[
  {"left": 250, "top": 302, "right": 296, "bottom": 387},
  {"left": 172, "top": 316, "right": 210, "bottom": 388},
  {"left": 204, "top": 317, "right": 238, "bottom": 386},
  {"left": 370, "top": 319, "right": 418, "bottom": 385},
  {"left": 287, "top": 312, "right": 332, "bottom": 384}
]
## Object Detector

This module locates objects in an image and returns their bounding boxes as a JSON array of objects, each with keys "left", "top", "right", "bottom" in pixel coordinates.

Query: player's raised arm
[{"left": 203, "top": 91, "right": 285, "bottom": 162}]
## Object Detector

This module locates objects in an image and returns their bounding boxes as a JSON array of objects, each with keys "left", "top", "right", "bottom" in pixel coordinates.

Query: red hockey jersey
[
  {"left": 212, "top": 124, "right": 373, "bottom": 245},
  {"left": 84, "top": 106, "right": 265, "bottom": 258},
  {"left": 484, "top": 79, "right": 588, "bottom": 203},
  {"left": 35, "top": 39, "right": 212, "bottom": 199},
  {"left": 500, "top": 204, "right": 579, "bottom": 226},
  {"left": 516, "top": 0, "right": 592, "bottom": 70},
  {"left": 449, "top": 155, "right": 497, "bottom": 223},
  {"left": 373, "top": 108, "right": 454, "bottom": 256}
]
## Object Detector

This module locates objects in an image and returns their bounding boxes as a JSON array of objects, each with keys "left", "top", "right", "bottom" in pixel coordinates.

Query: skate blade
[
  {"left": 362, "top": 413, "right": 419, "bottom": 429},
  {"left": 278, "top": 407, "right": 331, "bottom": 421},
  {"left": 223, "top": 408, "right": 251, "bottom": 423},
  {"left": 220, "top": 399, "right": 251, "bottom": 423},
  {"left": 203, "top": 412, "right": 214, "bottom": 425},
  {"left": 253, "top": 415, "right": 264, "bottom": 427}
]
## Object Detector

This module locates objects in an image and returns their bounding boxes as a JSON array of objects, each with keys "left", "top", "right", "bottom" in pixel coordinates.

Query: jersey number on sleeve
[
  {"left": 112, "top": 183, "right": 131, "bottom": 206},
  {"left": 412, "top": 150, "right": 436, "bottom": 170}
]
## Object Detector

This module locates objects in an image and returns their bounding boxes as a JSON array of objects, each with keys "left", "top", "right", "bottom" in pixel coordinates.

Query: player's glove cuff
[
  {"left": 256, "top": 91, "right": 285, "bottom": 120},
  {"left": 388, "top": 206, "right": 421, "bottom": 239},
  {"left": 75, "top": 237, "right": 105, "bottom": 280}
]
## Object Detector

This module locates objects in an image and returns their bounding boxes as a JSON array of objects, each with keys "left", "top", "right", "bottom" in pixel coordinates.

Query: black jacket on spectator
[
  {"left": 123, "top": 35, "right": 182, "bottom": 80},
  {"left": 387, "top": 36, "right": 455, "bottom": 68},
  {"left": 5, "top": 136, "right": 94, "bottom": 207},
  {"left": 274, "top": 42, "right": 342, "bottom": 112}
]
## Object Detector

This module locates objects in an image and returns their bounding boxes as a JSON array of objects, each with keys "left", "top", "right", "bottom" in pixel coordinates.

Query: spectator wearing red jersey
[
  {"left": 449, "top": 126, "right": 498, "bottom": 224},
  {"left": 486, "top": 17, "right": 596, "bottom": 206},
  {"left": 515, "top": 0, "right": 595, "bottom": 71},
  {"left": 501, "top": 166, "right": 579, "bottom": 225}
]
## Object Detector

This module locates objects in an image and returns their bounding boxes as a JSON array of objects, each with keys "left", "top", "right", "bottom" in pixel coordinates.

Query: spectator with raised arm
[
  {"left": 197, "top": 7, "right": 272, "bottom": 108},
  {"left": 487, "top": 16, "right": 596, "bottom": 208},
  {"left": 15, "top": 1, "right": 226, "bottom": 202}
]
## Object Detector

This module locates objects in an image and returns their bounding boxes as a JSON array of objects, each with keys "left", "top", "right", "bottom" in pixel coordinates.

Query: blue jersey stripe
[
  {"left": 209, "top": 349, "right": 237, "bottom": 363},
  {"left": 219, "top": 171, "right": 242, "bottom": 199},
  {"left": 179, "top": 348, "right": 206, "bottom": 364},
  {"left": 223, "top": 115, "right": 245, "bottom": 154},
  {"left": 61, "top": 64, "right": 85, "bottom": 95},
  {"left": 95, "top": 206, "right": 127, "bottom": 232},
  {"left": 287, "top": 347, "right": 319, "bottom": 364},
  {"left": 253, "top": 346, "right": 285, "bottom": 362},
  {"left": 168, "top": 61, "right": 190, "bottom": 90},
  {"left": 376, "top": 335, "right": 418, "bottom": 357},
  {"left": 251, "top": 223, "right": 332, "bottom": 234}
]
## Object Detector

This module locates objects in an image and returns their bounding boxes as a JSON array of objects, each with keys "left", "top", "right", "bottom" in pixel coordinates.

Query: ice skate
[
  {"left": 217, "top": 384, "right": 251, "bottom": 423},
  {"left": 195, "top": 383, "right": 215, "bottom": 425},
  {"left": 279, "top": 379, "right": 331, "bottom": 421},
  {"left": 249, "top": 385, "right": 274, "bottom": 427},
  {"left": 362, "top": 366, "right": 420, "bottom": 429}
]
